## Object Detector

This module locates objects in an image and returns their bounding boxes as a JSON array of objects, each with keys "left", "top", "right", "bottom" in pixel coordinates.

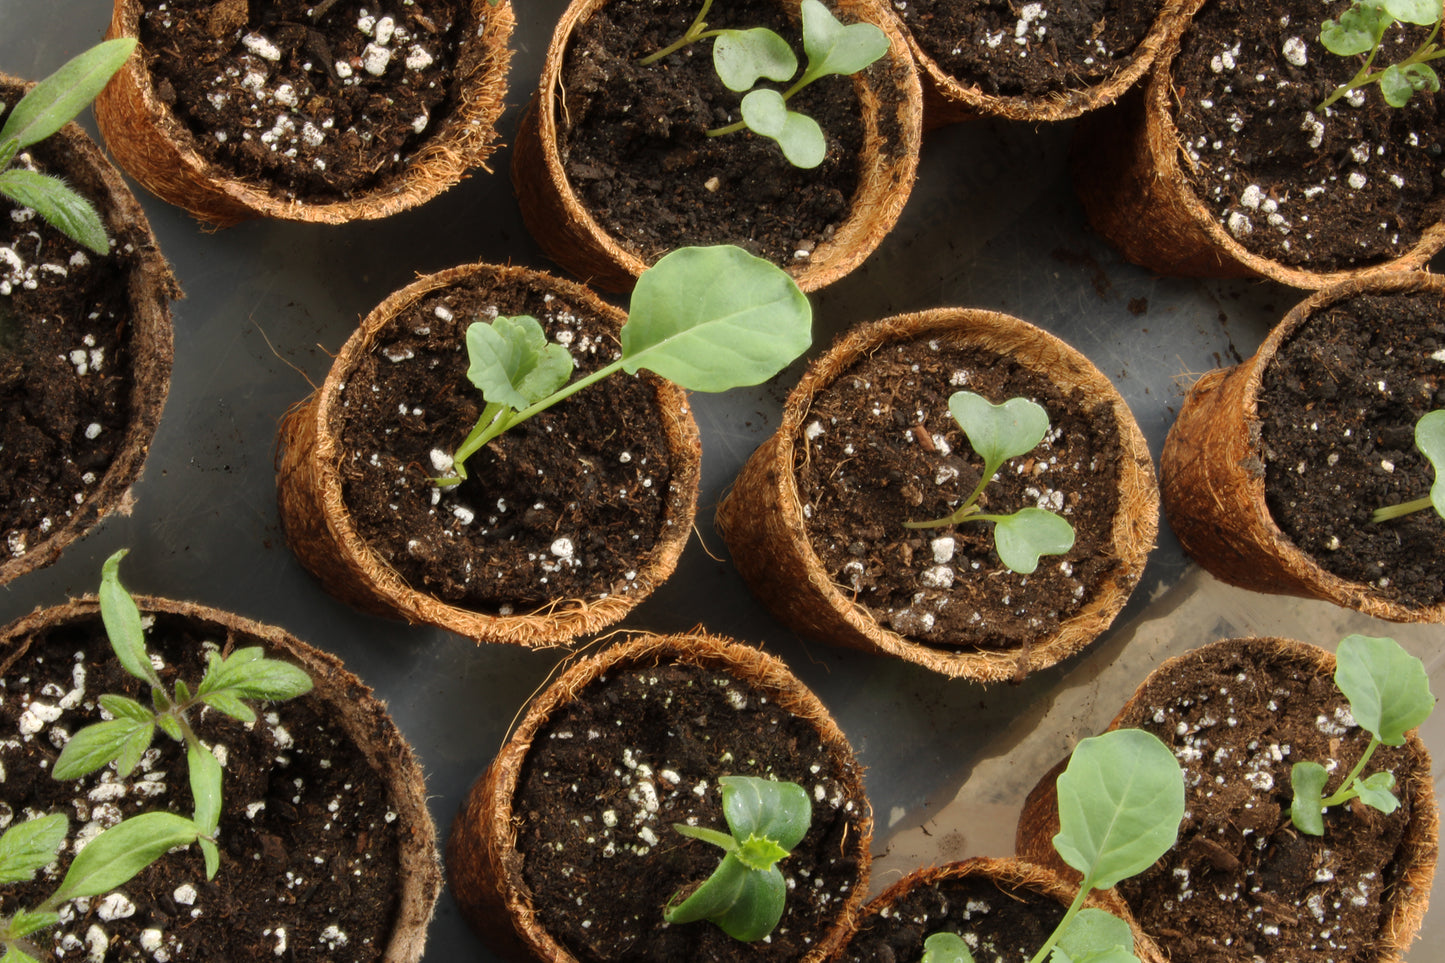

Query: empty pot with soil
[
  {"left": 1161, "top": 271, "right": 1445, "bottom": 621},
  {"left": 716, "top": 308, "right": 1158, "bottom": 681}
]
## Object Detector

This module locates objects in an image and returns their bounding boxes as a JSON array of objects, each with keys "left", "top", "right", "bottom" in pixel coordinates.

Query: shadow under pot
[
  {"left": 0, "top": 595, "right": 441, "bottom": 962},
  {"left": 510, "top": 0, "right": 922, "bottom": 293},
  {"left": 716, "top": 309, "right": 1158, "bottom": 681},
  {"left": 1, "top": 73, "right": 176, "bottom": 586},
  {"left": 446, "top": 630, "right": 873, "bottom": 963},
  {"left": 894, "top": 0, "right": 1200, "bottom": 127},
  {"left": 94, "top": 0, "right": 514, "bottom": 226},
  {"left": 274, "top": 262, "right": 701, "bottom": 646},
  {"left": 1072, "top": 0, "right": 1445, "bottom": 288},
  {"left": 1016, "top": 636, "right": 1438, "bottom": 963},
  {"left": 1162, "top": 271, "right": 1445, "bottom": 622},
  {"left": 833, "top": 857, "right": 1164, "bottom": 963}
]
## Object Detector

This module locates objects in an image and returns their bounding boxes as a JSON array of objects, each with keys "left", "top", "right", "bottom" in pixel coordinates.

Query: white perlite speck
[
  {"left": 362, "top": 43, "right": 393, "bottom": 76},
  {"left": 429, "top": 448, "right": 454, "bottom": 472},
  {"left": 320, "top": 925, "right": 349, "bottom": 949},
  {"left": 551, "top": 537, "right": 575, "bottom": 559},
  {"left": 1227, "top": 212, "right": 1253, "bottom": 237},
  {"left": 242, "top": 33, "right": 282, "bottom": 61},
  {"left": 1281, "top": 37, "right": 1308, "bottom": 66},
  {"left": 96, "top": 892, "right": 137, "bottom": 921},
  {"left": 1348, "top": 171, "right": 1368, "bottom": 189},
  {"left": 920, "top": 565, "right": 954, "bottom": 589},
  {"left": 173, "top": 884, "right": 197, "bottom": 906},
  {"left": 930, "top": 537, "right": 955, "bottom": 564},
  {"left": 85, "top": 422, "right": 103, "bottom": 440}
]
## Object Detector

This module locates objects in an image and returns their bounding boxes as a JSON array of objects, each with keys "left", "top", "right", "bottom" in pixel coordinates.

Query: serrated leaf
[
  {"left": 1, "top": 943, "right": 43, "bottom": 963},
  {"left": 155, "top": 712, "right": 183, "bottom": 743},
  {"left": 1320, "top": 3, "right": 1391, "bottom": 56},
  {"left": 0, "top": 39, "right": 136, "bottom": 148},
  {"left": 52, "top": 719, "right": 146, "bottom": 781},
  {"left": 797, "top": 0, "right": 890, "bottom": 86},
  {"left": 1356, "top": 770, "right": 1401, "bottom": 813},
  {"left": 950, "top": 392, "right": 1051, "bottom": 473},
  {"left": 720, "top": 775, "right": 811, "bottom": 854},
  {"left": 991, "top": 508, "right": 1076, "bottom": 574},
  {"left": 0, "top": 169, "right": 108, "bottom": 255},
  {"left": 206, "top": 659, "right": 312, "bottom": 703},
  {"left": 1416, "top": 409, "right": 1445, "bottom": 518},
  {"left": 922, "top": 932, "right": 976, "bottom": 963},
  {"left": 114, "top": 722, "right": 155, "bottom": 778},
  {"left": 1290, "top": 761, "right": 1330, "bottom": 836},
  {"left": 1334, "top": 635, "right": 1434, "bottom": 744},
  {"left": 4, "top": 909, "right": 60, "bottom": 940},
  {"left": 1052, "top": 908, "right": 1137, "bottom": 963},
  {"left": 98, "top": 694, "right": 151, "bottom": 724},
  {"left": 0, "top": 814, "right": 67, "bottom": 885},
  {"left": 622, "top": 245, "right": 811, "bottom": 391},
  {"left": 52, "top": 812, "right": 199, "bottom": 903},
  {"left": 188, "top": 742, "right": 223, "bottom": 836},
  {"left": 465, "top": 315, "right": 574, "bottom": 413},
  {"left": 99, "top": 550, "right": 159, "bottom": 686},
  {"left": 714, "top": 28, "right": 797, "bottom": 91},
  {"left": 1382, "top": 0, "right": 1443, "bottom": 25},
  {"left": 202, "top": 689, "right": 256, "bottom": 724}
]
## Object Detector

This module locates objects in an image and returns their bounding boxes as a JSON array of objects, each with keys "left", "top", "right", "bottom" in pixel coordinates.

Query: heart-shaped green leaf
[
  {"left": 949, "top": 392, "right": 1051, "bottom": 475},
  {"left": 739, "top": 88, "right": 826, "bottom": 167},
  {"left": 1320, "top": 3, "right": 1391, "bottom": 56},
  {"left": 1383, "top": 0, "right": 1443, "bottom": 25},
  {"left": 1416, "top": 408, "right": 1445, "bottom": 517},
  {"left": 713, "top": 28, "right": 797, "bottom": 91},
  {"left": 1355, "top": 770, "right": 1401, "bottom": 813},
  {"left": 1290, "top": 760, "right": 1330, "bottom": 836},
  {"left": 1334, "top": 634, "right": 1434, "bottom": 744},
  {"left": 921, "top": 932, "right": 975, "bottom": 963},
  {"left": 0, "top": 814, "right": 68, "bottom": 886},
  {"left": 797, "top": 0, "right": 890, "bottom": 86},
  {"left": 991, "top": 508, "right": 1075, "bottom": 574},
  {"left": 466, "top": 315, "right": 574, "bottom": 412}
]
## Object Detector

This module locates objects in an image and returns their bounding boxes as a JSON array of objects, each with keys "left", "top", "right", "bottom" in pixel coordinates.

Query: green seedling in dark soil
[
  {"left": 904, "top": 391, "right": 1076, "bottom": 574},
  {"left": 663, "top": 775, "right": 811, "bottom": 942},
  {"left": 439, "top": 244, "right": 810, "bottom": 486},
  {"left": 638, "top": 0, "right": 888, "bottom": 167},
  {"left": 1317, "top": 0, "right": 1444, "bottom": 110},
  {"left": 1371, "top": 409, "right": 1445, "bottom": 523},
  {"left": 0, "top": 39, "right": 135, "bottom": 254},
  {"left": 1290, "top": 634, "right": 1434, "bottom": 835},
  {"left": 51, "top": 549, "right": 313, "bottom": 877}
]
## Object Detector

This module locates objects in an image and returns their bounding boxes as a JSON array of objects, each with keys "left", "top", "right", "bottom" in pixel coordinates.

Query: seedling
[
  {"left": 51, "top": 549, "right": 314, "bottom": 876},
  {"left": 1289, "top": 634, "right": 1435, "bottom": 836},
  {"left": 1371, "top": 409, "right": 1445, "bottom": 523},
  {"left": 0, "top": 38, "right": 136, "bottom": 254},
  {"left": 0, "top": 811, "right": 210, "bottom": 963},
  {"left": 662, "top": 775, "right": 811, "bottom": 942},
  {"left": 1317, "top": 0, "right": 1444, "bottom": 110},
  {"left": 637, "top": 0, "right": 889, "bottom": 167},
  {"left": 903, "top": 391, "right": 1076, "bottom": 574},
  {"left": 921, "top": 729, "right": 1183, "bottom": 963},
  {"left": 438, "top": 244, "right": 810, "bottom": 486}
]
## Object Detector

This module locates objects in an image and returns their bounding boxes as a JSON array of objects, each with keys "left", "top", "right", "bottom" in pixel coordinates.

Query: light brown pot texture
[
  {"left": 445, "top": 630, "right": 873, "bottom": 963},
  {"left": 715, "top": 308, "right": 1159, "bottom": 681},
  {"left": 510, "top": 0, "right": 922, "bottom": 293},
  {"left": 274, "top": 262, "right": 702, "bottom": 647},
  {"left": 0, "top": 74, "right": 177, "bottom": 587},
  {"left": 94, "top": 0, "right": 514, "bottom": 226},
  {"left": 1161, "top": 272, "right": 1445, "bottom": 623}
]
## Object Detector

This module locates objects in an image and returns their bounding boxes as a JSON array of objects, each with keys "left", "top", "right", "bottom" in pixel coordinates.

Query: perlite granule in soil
[{"left": 0, "top": 613, "right": 403, "bottom": 963}]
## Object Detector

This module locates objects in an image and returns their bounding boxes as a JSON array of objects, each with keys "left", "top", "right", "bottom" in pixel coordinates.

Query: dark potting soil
[
  {"left": 0, "top": 612, "right": 402, "bottom": 962},
  {"left": 898, "top": 0, "right": 1163, "bottom": 98},
  {"left": 1110, "top": 639, "right": 1427, "bottom": 963},
  {"left": 1170, "top": 0, "right": 1445, "bottom": 270},
  {"left": 557, "top": 0, "right": 880, "bottom": 267},
  {"left": 0, "top": 129, "right": 135, "bottom": 565},
  {"left": 795, "top": 336, "right": 1124, "bottom": 651},
  {"left": 336, "top": 270, "right": 675, "bottom": 611},
  {"left": 1258, "top": 289, "right": 1445, "bottom": 608},
  {"left": 137, "top": 0, "right": 473, "bottom": 200},
  {"left": 514, "top": 660, "right": 869, "bottom": 963}
]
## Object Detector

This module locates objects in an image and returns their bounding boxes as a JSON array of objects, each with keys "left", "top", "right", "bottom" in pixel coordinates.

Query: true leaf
[
  {"left": 201, "top": 689, "right": 256, "bottom": 724},
  {"left": 1290, "top": 761, "right": 1330, "bottom": 836},
  {"left": 1356, "top": 770, "right": 1401, "bottom": 813},
  {"left": 0, "top": 170, "right": 108, "bottom": 254},
  {"left": 921, "top": 932, "right": 976, "bottom": 963},
  {"left": 51, "top": 812, "right": 200, "bottom": 903},
  {"left": 155, "top": 711, "right": 183, "bottom": 742},
  {"left": 949, "top": 392, "right": 1051, "bottom": 474},
  {"left": 1051, "top": 908, "right": 1136, "bottom": 963},
  {"left": 719, "top": 775, "right": 810, "bottom": 853},
  {"left": 114, "top": 720, "right": 156, "bottom": 778},
  {"left": 1052, "top": 729, "right": 1185, "bottom": 891},
  {"left": 0, "top": 814, "right": 67, "bottom": 885},
  {"left": 1, "top": 942, "right": 43, "bottom": 963},
  {"left": 188, "top": 742, "right": 224, "bottom": 837},
  {"left": 198, "top": 648, "right": 312, "bottom": 703},
  {"left": 52, "top": 718, "right": 148, "bottom": 780},
  {"left": 1320, "top": 3, "right": 1391, "bottom": 56},
  {"left": 713, "top": 28, "right": 797, "bottom": 91},
  {"left": 1333, "top": 634, "right": 1434, "bottom": 744},
  {"left": 99, "top": 549, "right": 159, "bottom": 686},
  {"left": 991, "top": 508, "right": 1076, "bottom": 574},
  {"left": 0, "top": 38, "right": 136, "bottom": 149},
  {"left": 1382, "top": 0, "right": 1443, "bottom": 25},
  {"left": 739, "top": 89, "right": 826, "bottom": 167},
  {"left": 98, "top": 694, "right": 152, "bottom": 724},
  {"left": 4, "top": 909, "right": 60, "bottom": 939},
  {"left": 199, "top": 837, "right": 220, "bottom": 880},
  {"left": 796, "top": 0, "right": 890, "bottom": 87},
  {"left": 465, "top": 315, "right": 573, "bottom": 413},
  {"left": 1415, "top": 408, "right": 1445, "bottom": 517},
  {"left": 622, "top": 245, "right": 811, "bottom": 391}
]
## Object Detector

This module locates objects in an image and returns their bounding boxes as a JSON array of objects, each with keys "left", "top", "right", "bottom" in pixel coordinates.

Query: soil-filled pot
[
  {"left": 510, "top": 0, "right": 922, "bottom": 293},
  {"left": 275, "top": 262, "right": 702, "bottom": 647},
  {"left": 1161, "top": 272, "right": 1445, "bottom": 621},
  {"left": 831, "top": 857, "right": 1164, "bottom": 963},
  {"left": 894, "top": 0, "right": 1199, "bottom": 126},
  {"left": 1073, "top": 0, "right": 1445, "bottom": 288},
  {"left": 1, "top": 74, "right": 176, "bottom": 586},
  {"left": 446, "top": 630, "right": 872, "bottom": 963},
  {"left": 716, "top": 309, "right": 1158, "bottom": 681},
  {"left": 94, "top": 0, "right": 514, "bottom": 226},
  {"left": 0, "top": 595, "right": 441, "bottom": 962},
  {"left": 1016, "top": 636, "right": 1438, "bottom": 963}
]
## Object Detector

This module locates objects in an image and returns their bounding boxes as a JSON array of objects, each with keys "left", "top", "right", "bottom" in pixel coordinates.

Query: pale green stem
[
  {"left": 638, "top": 0, "right": 718, "bottom": 65},
  {"left": 1318, "top": 21, "right": 1444, "bottom": 111},
  {"left": 902, "top": 458, "right": 1000, "bottom": 529},
  {"left": 1372, "top": 495, "right": 1434, "bottom": 523},
  {"left": 1321, "top": 736, "right": 1381, "bottom": 807},
  {"left": 1025, "top": 880, "right": 1093, "bottom": 963}
]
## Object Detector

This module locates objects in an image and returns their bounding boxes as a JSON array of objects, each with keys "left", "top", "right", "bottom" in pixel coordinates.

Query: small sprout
[
  {"left": 1289, "top": 634, "right": 1435, "bottom": 835},
  {"left": 0, "top": 39, "right": 136, "bottom": 254},
  {"left": 1317, "top": 0, "right": 1444, "bottom": 110},
  {"left": 1371, "top": 409, "right": 1445, "bottom": 523},
  {"left": 920, "top": 931, "right": 973, "bottom": 963},
  {"left": 663, "top": 775, "right": 811, "bottom": 942},
  {"left": 439, "top": 245, "right": 811, "bottom": 486},
  {"left": 904, "top": 391, "right": 1076, "bottom": 574}
]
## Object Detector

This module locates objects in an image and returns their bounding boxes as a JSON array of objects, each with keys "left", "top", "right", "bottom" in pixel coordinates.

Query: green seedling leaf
[
  {"left": 1052, "top": 729, "right": 1185, "bottom": 891},
  {"left": 52, "top": 718, "right": 150, "bottom": 781},
  {"left": 739, "top": 89, "right": 827, "bottom": 167},
  {"left": 1383, "top": 0, "right": 1444, "bottom": 25},
  {"left": 114, "top": 719, "right": 155, "bottom": 778},
  {"left": 3, "top": 909, "right": 60, "bottom": 940},
  {"left": 0, "top": 170, "right": 108, "bottom": 254},
  {"left": 714, "top": 28, "right": 797, "bottom": 91},
  {"left": 1356, "top": 770, "right": 1401, "bottom": 813},
  {"left": 1052, "top": 908, "right": 1136, "bottom": 963},
  {"left": 921, "top": 932, "right": 975, "bottom": 963},
  {"left": 199, "top": 837, "right": 220, "bottom": 880},
  {"left": 154, "top": 710, "right": 183, "bottom": 743},
  {"left": 198, "top": 647, "right": 313, "bottom": 703},
  {"left": 98, "top": 694, "right": 151, "bottom": 724},
  {"left": 1334, "top": 634, "right": 1434, "bottom": 744},
  {"left": 188, "top": 742, "right": 224, "bottom": 837},
  {"left": 0, "top": 39, "right": 135, "bottom": 149},
  {"left": 719, "top": 775, "right": 811, "bottom": 852},
  {"left": 950, "top": 392, "right": 1050, "bottom": 473},
  {"left": 796, "top": 0, "right": 890, "bottom": 87},
  {"left": 1290, "top": 760, "right": 1330, "bottom": 836},
  {"left": 624, "top": 245, "right": 812, "bottom": 391},
  {"left": 200, "top": 689, "right": 256, "bottom": 724},
  {"left": 1417, "top": 409, "right": 1445, "bottom": 516},
  {"left": 174, "top": 679, "right": 192, "bottom": 704},
  {"left": 1320, "top": 3, "right": 1391, "bottom": 56},
  {"left": 1, "top": 946, "right": 43, "bottom": 963},
  {"left": 992, "top": 508, "right": 1077, "bottom": 574},
  {"left": 465, "top": 315, "right": 573, "bottom": 412},
  {"left": 51, "top": 812, "right": 200, "bottom": 904},
  {"left": 99, "top": 549, "right": 160, "bottom": 687},
  {"left": 1380, "top": 61, "right": 1440, "bottom": 105},
  {"left": 709, "top": 861, "right": 786, "bottom": 942},
  {"left": 0, "top": 815, "right": 67, "bottom": 886}
]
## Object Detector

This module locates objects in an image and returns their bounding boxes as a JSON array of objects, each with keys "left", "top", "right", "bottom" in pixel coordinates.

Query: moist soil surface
[
  {"left": 336, "top": 270, "right": 674, "bottom": 612},
  {"left": 557, "top": 0, "right": 880, "bottom": 267},
  {"left": 1108, "top": 639, "right": 1427, "bottom": 963},
  {"left": 898, "top": 0, "right": 1162, "bottom": 98},
  {"left": 0, "top": 125, "right": 135, "bottom": 566},
  {"left": 513, "top": 659, "right": 868, "bottom": 963},
  {"left": 0, "top": 611, "right": 402, "bottom": 962},
  {"left": 837, "top": 874, "right": 1066, "bottom": 962},
  {"left": 1170, "top": 0, "right": 1445, "bottom": 270},
  {"left": 1258, "top": 289, "right": 1445, "bottom": 608},
  {"left": 795, "top": 336, "right": 1124, "bottom": 651},
  {"left": 138, "top": 0, "right": 473, "bottom": 200}
]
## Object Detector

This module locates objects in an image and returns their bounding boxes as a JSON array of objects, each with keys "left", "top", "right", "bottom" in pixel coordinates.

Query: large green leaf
[
  {"left": 465, "top": 315, "right": 573, "bottom": 412},
  {"left": 796, "top": 0, "right": 890, "bottom": 87},
  {"left": 0, "top": 814, "right": 67, "bottom": 885},
  {"left": 1320, "top": 3, "right": 1391, "bottom": 56},
  {"left": 0, "top": 169, "right": 108, "bottom": 254},
  {"left": 1383, "top": 0, "right": 1443, "bottom": 25},
  {"left": 991, "top": 508, "right": 1075, "bottom": 574},
  {"left": 0, "top": 39, "right": 135, "bottom": 149},
  {"left": 713, "top": 28, "right": 797, "bottom": 91},
  {"left": 1334, "top": 634, "right": 1434, "bottom": 744},
  {"left": 198, "top": 647, "right": 313, "bottom": 703},
  {"left": 1051, "top": 908, "right": 1137, "bottom": 963},
  {"left": 98, "top": 549, "right": 159, "bottom": 686},
  {"left": 1416, "top": 409, "right": 1445, "bottom": 517},
  {"left": 949, "top": 392, "right": 1050, "bottom": 474},
  {"left": 719, "top": 775, "right": 811, "bottom": 853},
  {"left": 709, "top": 863, "right": 786, "bottom": 942},
  {"left": 52, "top": 812, "right": 200, "bottom": 903}
]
